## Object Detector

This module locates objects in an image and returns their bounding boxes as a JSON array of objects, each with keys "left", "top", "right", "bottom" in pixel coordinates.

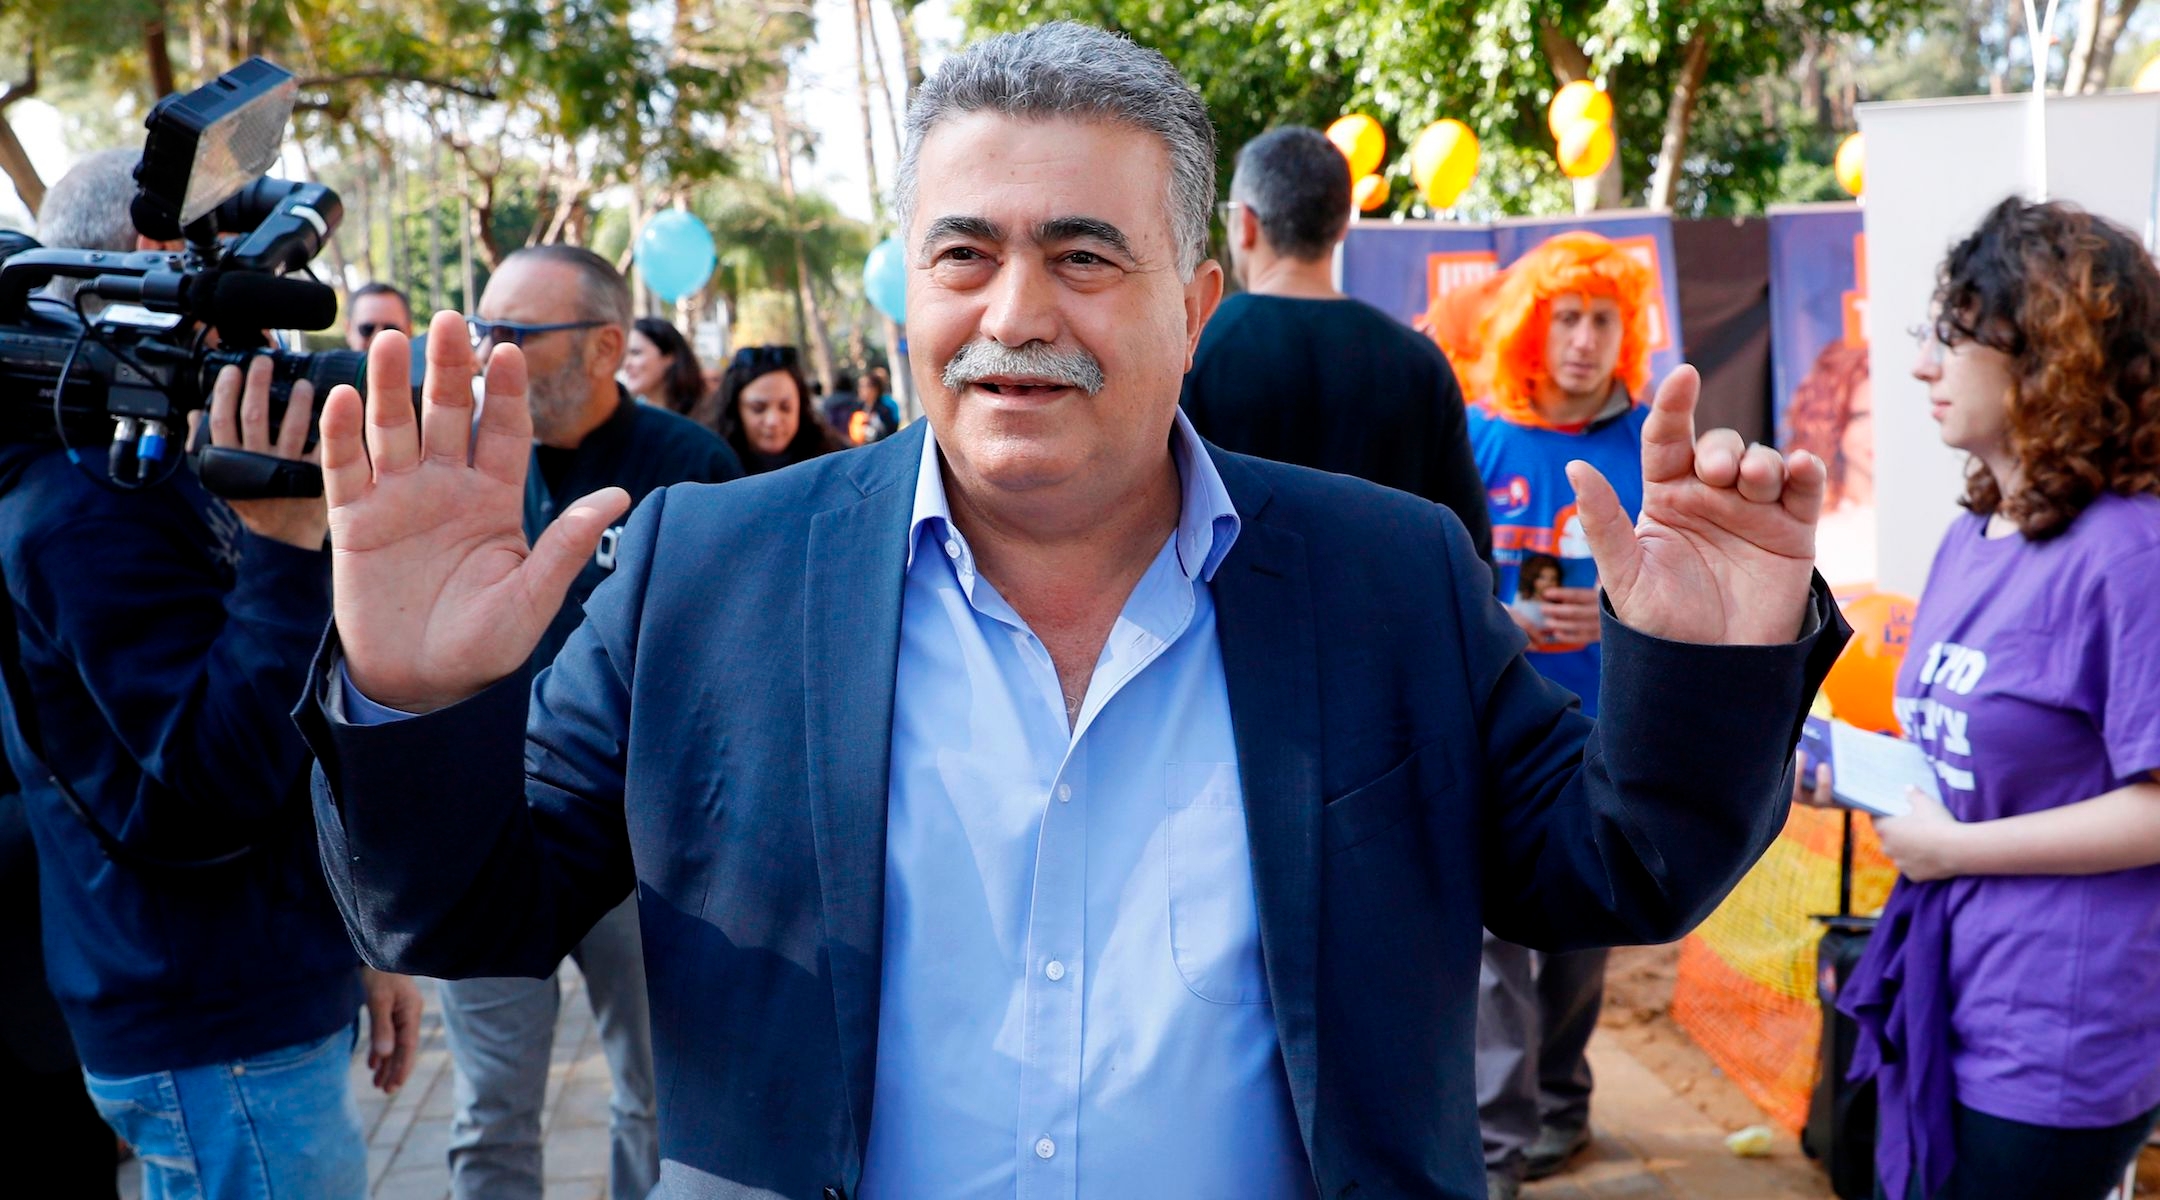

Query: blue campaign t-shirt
[{"left": 1467, "top": 401, "right": 1648, "bottom": 715}]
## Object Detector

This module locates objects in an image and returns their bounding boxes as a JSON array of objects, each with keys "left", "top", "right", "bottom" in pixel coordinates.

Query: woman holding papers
[{"left": 1802, "top": 199, "right": 2160, "bottom": 1200}]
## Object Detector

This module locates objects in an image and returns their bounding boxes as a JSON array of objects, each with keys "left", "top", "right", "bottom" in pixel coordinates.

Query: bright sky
[{"left": 0, "top": 1, "right": 959, "bottom": 235}]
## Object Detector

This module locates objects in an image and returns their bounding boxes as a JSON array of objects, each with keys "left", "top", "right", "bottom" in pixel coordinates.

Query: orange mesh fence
[{"left": 1670, "top": 802, "right": 1899, "bottom": 1132}]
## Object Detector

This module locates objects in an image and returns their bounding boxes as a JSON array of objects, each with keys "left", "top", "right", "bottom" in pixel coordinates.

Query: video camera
[{"left": 0, "top": 57, "right": 363, "bottom": 499}]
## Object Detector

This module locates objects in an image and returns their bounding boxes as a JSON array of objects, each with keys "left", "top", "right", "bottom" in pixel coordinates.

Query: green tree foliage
[{"left": 961, "top": 0, "right": 1941, "bottom": 216}]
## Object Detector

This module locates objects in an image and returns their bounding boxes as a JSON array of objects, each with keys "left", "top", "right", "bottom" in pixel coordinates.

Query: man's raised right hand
[{"left": 320, "top": 312, "right": 628, "bottom": 714}]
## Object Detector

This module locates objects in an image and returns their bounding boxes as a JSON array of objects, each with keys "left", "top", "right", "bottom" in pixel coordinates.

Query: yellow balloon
[
  {"left": 1411, "top": 120, "right": 1480, "bottom": 209},
  {"left": 1547, "top": 81, "right": 1613, "bottom": 141},
  {"left": 2136, "top": 55, "right": 2160, "bottom": 92},
  {"left": 1835, "top": 132, "right": 1865, "bottom": 197},
  {"left": 1557, "top": 119, "right": 1614, "bottom": 179},
  {"left": 1353, "top": 174, "right": 1390, "bottom": 212},
  {"left": 1326, "top": 115, "right": 1387, "bottom": 181}
]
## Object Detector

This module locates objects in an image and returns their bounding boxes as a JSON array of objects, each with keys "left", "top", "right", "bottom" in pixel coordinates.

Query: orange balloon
[
  {"left": 1326, "top": 114, "right": 1387, "bottom": 181},
  {"left": 1556, "top": 120, "right": 1614, "bottom": 179},
  {"left": 1835, "top": 132, "right": 1865, "bottom": 197},
  {"left": 1353, "top": 173, "right": 1390, "bottom": 212},
  {"left": 1821, "top": 591, "right": 1918, "bottom": 735},
  {"left": 1547, "top": 81, "right": 1613, "bottom": 141}
]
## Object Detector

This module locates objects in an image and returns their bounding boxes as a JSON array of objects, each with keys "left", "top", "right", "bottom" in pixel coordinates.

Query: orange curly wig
[{"left": 1470, "top": 231, "right": 1656, "bottom": 425}]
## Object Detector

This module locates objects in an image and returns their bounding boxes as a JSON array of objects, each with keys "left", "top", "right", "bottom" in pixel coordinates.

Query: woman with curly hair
[
  {"left": 1781, "top": 339, "right": 1873, "bottom": 582},
  {"left": 1811, "top": 198, "right": 2160, "bottom": 1200}
]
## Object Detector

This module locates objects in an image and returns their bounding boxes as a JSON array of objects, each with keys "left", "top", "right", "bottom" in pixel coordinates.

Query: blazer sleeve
[
  {"left": 1453, "top": 513, "right": 1852, "bottom": 950},
  {"left": 299, "top": 490, "right": 672, "bottom": 979}
]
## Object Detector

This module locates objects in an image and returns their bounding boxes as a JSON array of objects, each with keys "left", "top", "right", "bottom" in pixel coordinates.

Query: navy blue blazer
[{"left": 302, "top": 419, "right": 1846, "bottom": 1200}]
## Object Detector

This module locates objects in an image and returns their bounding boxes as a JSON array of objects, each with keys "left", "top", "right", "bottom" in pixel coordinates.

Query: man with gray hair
[
  {"left": 1182, "top": 125, "right": 1490, "bottom": 558},
  {"left": 438, "top": 242, "right": 740, "bottom": 1200},
  {"left": 35, "top": 149, "right": 174, "bottom": 309},
  {"left": 302, "top": 20, "right": 1845, "bottom": 1200}
]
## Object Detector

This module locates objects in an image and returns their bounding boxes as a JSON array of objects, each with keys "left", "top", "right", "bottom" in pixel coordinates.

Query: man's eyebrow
[
  {"left": 920, "top": 215, "right": 1004, "bottom": 247},
  {"left": 1037, "top": 216, "right": 1136, "bottom": 261}
]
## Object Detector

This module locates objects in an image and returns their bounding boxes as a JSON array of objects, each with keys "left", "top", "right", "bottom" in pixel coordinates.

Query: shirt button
[
  {"left": 1055, "top": 784, "right": 1072, "bottom": 803},
  {"left": 1045, "top": 960, "right": 1066, "bottom": 981},
  {"left": 944, "top": 539, "right": 961, "bottom": 559},
  {"left": 1034, "top": 1137, "right": 1056, "bottom": 1159}
]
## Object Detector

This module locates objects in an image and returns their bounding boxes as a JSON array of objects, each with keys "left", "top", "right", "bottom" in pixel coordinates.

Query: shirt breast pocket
[{"left": 1164, "top": 761, "right": 1269, "bottom": 1005}]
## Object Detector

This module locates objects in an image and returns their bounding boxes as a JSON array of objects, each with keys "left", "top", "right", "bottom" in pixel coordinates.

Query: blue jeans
[{"left": 83, "top": 1022, "right": 366, "bottom": 1200}]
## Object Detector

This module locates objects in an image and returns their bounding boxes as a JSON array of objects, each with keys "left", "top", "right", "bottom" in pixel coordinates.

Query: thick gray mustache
[{"left": 941, "top": 340, "right": 1106, "bottom": 396}]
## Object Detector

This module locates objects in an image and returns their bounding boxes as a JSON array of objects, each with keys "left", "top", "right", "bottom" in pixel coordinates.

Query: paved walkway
[
  {"left": 122, "top": 972, "right": 1833, "bottom": 1200},
  {"left": 121, "top": 969, "right": 620, "bottom": 1200},
  {"left": 1525, "top": 1039, "right": 1831, "bottom": 1200}
]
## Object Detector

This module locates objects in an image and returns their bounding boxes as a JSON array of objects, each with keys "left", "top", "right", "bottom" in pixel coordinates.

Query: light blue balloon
[
  {"left": 863, "top": 236, "right": 907, "bottom": 323},
  {"left": 634, "top": 210, "right": 717, "bottom": 303}
]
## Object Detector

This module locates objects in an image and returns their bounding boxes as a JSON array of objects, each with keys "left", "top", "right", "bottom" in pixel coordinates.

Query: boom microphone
[{"left": 198, "top": 271, "right": 338, "bottom": 332}]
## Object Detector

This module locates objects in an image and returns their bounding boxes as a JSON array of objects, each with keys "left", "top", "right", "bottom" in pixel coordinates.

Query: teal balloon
[
  {"left": 634, "top": 211, "right": 717, "bottom": 303},
  {"left": 863, "top": 237, "right": 907, "bottom": 323}
]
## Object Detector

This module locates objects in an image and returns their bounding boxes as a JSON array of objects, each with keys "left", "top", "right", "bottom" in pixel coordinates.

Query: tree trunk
[
  {"left": 144, "top": 11, "right": 177, "bottom": 98},
  {"left": 0, "top": 58, "right": 46, "bottom": 217},
  {"left": 852, "top": 0, "right": 884, "bottom": 221},
  {"left": 1648, "top": 30, "right": 1712, "bottom": 212},
  {"left": 1538, "top": 22, "right": 1622, "bottom": 207},
  {"left": 770, "top": 99, "right": 839, "bottom": 392},
  {"left": 2080, "top": 0, "right": 2141, "bottom": 91},
  {"left": 890, "top": 0, "right": 925, "bottom": 100},
  {"left": 861, "top": 0, "right": 903, "bottom": 167}
]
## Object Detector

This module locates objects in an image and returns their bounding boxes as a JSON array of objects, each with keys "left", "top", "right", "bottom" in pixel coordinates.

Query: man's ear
[
  {"left": 1236, "top": 206, "right": 1263, "bottom": 254},
  {"left": 1183, "top": 258, "right": 1226, "bottom": 369},
  {"left": 592, "top": 323, "right": 627, "bottom": 379}
]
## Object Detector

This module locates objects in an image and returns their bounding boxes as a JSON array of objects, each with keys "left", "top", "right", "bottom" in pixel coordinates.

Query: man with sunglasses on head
[{"left": 435, "top": 244, "right": 740, "bottom": 1200}]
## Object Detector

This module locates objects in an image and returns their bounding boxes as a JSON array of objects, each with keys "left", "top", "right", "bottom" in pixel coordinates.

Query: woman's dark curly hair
[
  {"left": 1781, "top": 338, "right": 1871, "bottom": 509},
  {"left": 632, "top": 317, "right": 709, "bottom": 416},
  {"left": 1932, "top": 197, "right": 2160, "bottom": 539}
]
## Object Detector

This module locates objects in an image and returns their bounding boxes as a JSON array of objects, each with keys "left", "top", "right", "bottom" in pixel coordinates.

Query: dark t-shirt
[
  {"left": 527, "top": 387, "right": 743, "bottom": 668},
  {"left": 1180, "top": 292, "right": 1492, "bottom": 560}
]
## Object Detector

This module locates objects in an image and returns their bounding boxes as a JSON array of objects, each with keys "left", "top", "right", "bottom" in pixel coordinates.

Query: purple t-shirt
[{"left": 1893, "top": 492, "right": 2160, "bottom": 1128}]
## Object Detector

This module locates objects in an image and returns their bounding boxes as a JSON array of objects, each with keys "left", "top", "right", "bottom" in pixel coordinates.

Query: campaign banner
[
  {"left": 1337, "top": 221, "right": 1498, "bottom": 329},
  {"left": 1491, "top": 212, "right": 1687, "bottom": 394},
  {"left": 1769, "top": 204, "right": 1871, "bottom": 585}
]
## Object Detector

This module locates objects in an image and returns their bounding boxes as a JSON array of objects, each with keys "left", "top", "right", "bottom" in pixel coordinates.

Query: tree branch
[
  {"left": 300, "top": 72, "right": 498, "bottom": 102},
  {"left": 1648, "top": 29, "right": 1712, "bottom": 211}
]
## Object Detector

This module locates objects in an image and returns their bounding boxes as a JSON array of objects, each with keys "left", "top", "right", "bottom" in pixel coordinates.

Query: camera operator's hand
[
  {"left": 320, "top": 314, "right": 628, "bottom": 713},
  {"left": 209, "top": 355, "right": 327, "bottom": 550},
  {"left": 361, "top": 968, "right": 423, "bottom": 1094}
]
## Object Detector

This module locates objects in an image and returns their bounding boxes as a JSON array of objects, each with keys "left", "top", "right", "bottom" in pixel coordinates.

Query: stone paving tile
[{"left": 118, "top": 989, "right": 1835, "bottom": 1200}]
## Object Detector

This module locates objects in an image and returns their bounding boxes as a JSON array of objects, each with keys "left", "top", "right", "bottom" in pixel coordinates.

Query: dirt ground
[
  {"left": 1598, "top": 943, "right": 2160, "bottom": 1195},
  {"left": 1599, "top": 943, "right": 1781, "bottom": 1133}
]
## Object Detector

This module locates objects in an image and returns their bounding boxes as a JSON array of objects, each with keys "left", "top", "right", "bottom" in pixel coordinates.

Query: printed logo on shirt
[
  {"left": 1488, "top": 475, "right": 1531, "bottom": 519},
  {"left": 1894, "top": 639, "right": 1989, "bottom": 793}
]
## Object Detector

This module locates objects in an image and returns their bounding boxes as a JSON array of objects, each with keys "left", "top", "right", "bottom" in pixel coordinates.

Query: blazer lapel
[
  {"left": 802, "top": 424, "right": 923, "bottom": 1162},
  {"left": 1208, "top": 449, "right": 1325, "bottom": 1157}
]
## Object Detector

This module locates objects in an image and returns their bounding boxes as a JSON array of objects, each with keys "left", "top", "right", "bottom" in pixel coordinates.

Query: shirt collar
[{"left": 906, "top": 408, "right": 1241, "bottom": 582}]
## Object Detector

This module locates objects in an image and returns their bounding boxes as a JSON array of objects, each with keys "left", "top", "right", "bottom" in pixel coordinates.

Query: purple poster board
[
  {"left": 1768, "top": 203, "right": 1872, "bottom": 585},
  {"left": 1337, "top": 222, "right": 1497, "bottom": 328}
]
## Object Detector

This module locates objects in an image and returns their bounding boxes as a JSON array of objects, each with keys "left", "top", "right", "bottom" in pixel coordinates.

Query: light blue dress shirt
[
  {"left": 342, "top": 411, "right": 1311, "bottom": 1197},
  {"left": 862, "top": 412, "right": 1309, "bottom": 1199}
]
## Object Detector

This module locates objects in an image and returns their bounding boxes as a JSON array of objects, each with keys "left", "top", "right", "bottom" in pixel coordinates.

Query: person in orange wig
[{"left": 1464, "top": 231, "right": 1658, "bottom": 1199}]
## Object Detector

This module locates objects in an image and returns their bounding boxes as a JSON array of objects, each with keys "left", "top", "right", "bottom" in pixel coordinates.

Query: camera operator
[{"left": 0, "top": 150, "right": 421, "bottom": 1198}]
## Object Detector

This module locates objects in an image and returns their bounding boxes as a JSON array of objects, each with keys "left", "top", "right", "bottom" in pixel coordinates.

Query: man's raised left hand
[{"left": 1566, "top": 366, "right": 1823, "bottom": 645}]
